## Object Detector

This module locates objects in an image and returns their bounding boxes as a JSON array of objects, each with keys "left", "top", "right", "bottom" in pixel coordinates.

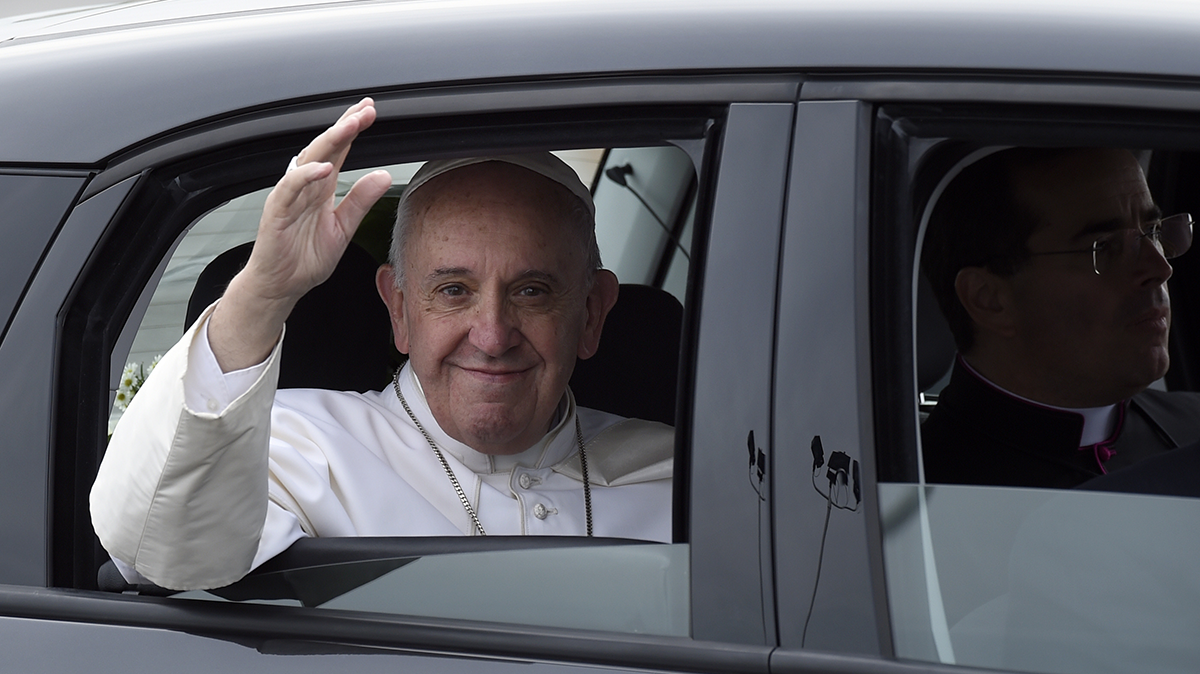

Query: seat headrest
[
  {"left": 186, "top": 241, "right": 393, "bottom": 392},
  {"left": 569, "top": 284, "right": 682, "bottom": 426}
]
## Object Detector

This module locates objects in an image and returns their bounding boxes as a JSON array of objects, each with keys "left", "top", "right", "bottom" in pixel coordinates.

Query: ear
[
  {"left": 375, "top": 264, "right": 411, "bottom": 354},
  {"left": 577, "top": 270, "right": 620, "bottom": 359},
  {"left": 955, "top": 266, "right": 1017, "bottom": 339}
]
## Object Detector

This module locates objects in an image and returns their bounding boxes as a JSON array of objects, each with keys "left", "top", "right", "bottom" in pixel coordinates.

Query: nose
[
  {"left": 468, "top": 293, "right": 521, "bottom": 357},
  {"left": 1132, "top": 234, "right": 1174, "bottom": 287}
]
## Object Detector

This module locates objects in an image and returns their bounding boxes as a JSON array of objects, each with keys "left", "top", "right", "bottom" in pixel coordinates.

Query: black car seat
[
  {"left": 185, "top": 241, "right": 393, "bottom": 392},
  {"left": 569, "top": 283, "right": 682, "bottom": 427}
]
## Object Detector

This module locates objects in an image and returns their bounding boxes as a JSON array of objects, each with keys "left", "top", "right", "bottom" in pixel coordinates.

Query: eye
[
  {"left": 1143, "top": 222, "right": 1164, "bottom": 242},
  {"left": 1093, "top": 234, "right": 1115, "bottom": 253},
  {"left": 439, "top": 284, "right": 467, "bottom": 297},
  {"left": 518, "top": 285, "right": 547, "bottom": 298}
]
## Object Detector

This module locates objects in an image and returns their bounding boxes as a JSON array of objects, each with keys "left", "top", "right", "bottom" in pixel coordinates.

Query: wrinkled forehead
[
  {"left": 409, "top": 163, "right": 584, "bottom": 244},
  {"left": 404, "top": 163, "right": 592, "bottom": 277}
]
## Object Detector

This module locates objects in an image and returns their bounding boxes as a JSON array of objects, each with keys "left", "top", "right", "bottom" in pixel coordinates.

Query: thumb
[{"left": 335, "top": 170, "right": 393, "bottom": 236}]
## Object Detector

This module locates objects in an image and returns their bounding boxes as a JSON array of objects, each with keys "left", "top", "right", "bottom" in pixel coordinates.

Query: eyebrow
[
  {"left": 423, "top": 267, "right": 561, "bottom": 285},
  {"left": 425, "top": 267, "right": 472, "bottom": 283},
  {"left": 1071, "top": 205, "right": 1163, "bottom": 241},
  {"left": 517, "top": 270, "right": 560, "bottom": 285}
]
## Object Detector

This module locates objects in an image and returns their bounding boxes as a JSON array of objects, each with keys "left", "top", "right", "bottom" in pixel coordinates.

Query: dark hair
[{"left": 920, "top": 147, "right": 1076, "bottom": 352}]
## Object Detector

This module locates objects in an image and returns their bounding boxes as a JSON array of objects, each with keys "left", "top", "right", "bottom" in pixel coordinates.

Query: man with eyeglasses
[{"left": 920, "top": 147, "right": 1200, "bottom": 489}]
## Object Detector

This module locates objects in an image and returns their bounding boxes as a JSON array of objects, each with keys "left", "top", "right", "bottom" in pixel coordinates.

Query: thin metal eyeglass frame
[{"left": 1026, "top": 213, "right": 1194, "bottom": 275}]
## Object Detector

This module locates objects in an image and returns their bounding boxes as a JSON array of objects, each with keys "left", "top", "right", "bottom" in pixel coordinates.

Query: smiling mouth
[{"left": 457, "top": 365, "right": 533, "bottom": 382}]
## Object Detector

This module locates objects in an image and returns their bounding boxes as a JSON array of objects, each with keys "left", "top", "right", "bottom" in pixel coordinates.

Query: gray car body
[{"left": 0, "top": 1, "right": 1195, "bottom": 672}]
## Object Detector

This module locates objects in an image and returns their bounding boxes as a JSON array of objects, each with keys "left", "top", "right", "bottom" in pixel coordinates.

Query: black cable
[
  {"left": 748, "top": 467, "right": 766, "bottom": 501},
  {"left": 802, "top": 494, "right": 833, "bottom": 647},
  {"left": 605, "top": 164, "right": 691, "bottom": 261}
]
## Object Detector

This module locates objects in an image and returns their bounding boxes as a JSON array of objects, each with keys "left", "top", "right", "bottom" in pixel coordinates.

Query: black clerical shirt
[{"left": 921, "top": 358, "right": 1200, "bottom": 489}]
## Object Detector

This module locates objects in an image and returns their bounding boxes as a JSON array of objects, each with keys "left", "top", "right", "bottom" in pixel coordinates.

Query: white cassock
[{"left": 90, "top": 304, "right": 674, "bottom": 591}]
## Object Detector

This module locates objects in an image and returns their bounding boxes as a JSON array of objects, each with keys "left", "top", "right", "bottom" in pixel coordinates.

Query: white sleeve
[
  {"left": 184, "top": 313, "right": 272, "bottom": 415},
  {"left": 90, "top": 302, "right": 285, "bottom": 591},
  {"left": 109, "top": 496, "right": 308, "bottom": 588}
]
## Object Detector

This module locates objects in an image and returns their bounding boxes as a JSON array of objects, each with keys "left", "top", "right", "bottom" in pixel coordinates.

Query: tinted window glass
[
  {"left": 881, "top": 484, "right": 1200, "bottom": 672},
  {"left": 888, "top": 135, "right": 1200, "bottom": 673},
  {"left": 174, "top": 543, "right": 690, "bottom": 636}
]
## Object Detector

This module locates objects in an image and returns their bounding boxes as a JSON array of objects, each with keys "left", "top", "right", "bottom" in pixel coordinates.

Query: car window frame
[{"left": 34, "top": 84, "right": 794, "bottom": 670}]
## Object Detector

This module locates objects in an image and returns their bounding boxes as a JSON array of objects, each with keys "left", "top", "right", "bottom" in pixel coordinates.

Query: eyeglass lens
[{"left": 1094, "top": 213, "right": 1194, "bottom": 274}]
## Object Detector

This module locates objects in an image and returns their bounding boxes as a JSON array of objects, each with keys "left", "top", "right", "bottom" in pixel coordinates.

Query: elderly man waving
[{"left": 91, "top": 99, "right": 674, "bottom": 591}]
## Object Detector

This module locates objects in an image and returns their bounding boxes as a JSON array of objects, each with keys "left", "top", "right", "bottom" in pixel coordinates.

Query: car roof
[
  {"left": 4, "top": 0, "right": 1200, "bottom": 166},
  {"left": 0, "top": 1, "right": 377, "bottom": 41}
]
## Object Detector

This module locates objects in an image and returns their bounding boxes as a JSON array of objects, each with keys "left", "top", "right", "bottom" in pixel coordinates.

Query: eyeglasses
[{"left": 1027, "top": 213, "right": 1194, "bottom": 275}]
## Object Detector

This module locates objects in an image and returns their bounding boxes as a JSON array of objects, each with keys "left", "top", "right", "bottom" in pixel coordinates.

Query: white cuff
[{"left": 184, "top": 311, "right": 272, "bottom": 415}]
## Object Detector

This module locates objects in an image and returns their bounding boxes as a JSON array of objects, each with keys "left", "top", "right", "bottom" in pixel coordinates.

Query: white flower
[
  {"left": 120, "top": 362, "right": 138, "bottom": 389},
  {"left": 114, "top": 388, "right": 131, "bottom": 412},
  {"left": 113, "top": 356, "right": 160, "bottom": 412}
]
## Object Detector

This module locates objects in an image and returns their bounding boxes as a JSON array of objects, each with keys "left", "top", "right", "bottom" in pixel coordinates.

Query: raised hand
[{"left": 209, "top": 98, "right": 393, "bottom": 371}]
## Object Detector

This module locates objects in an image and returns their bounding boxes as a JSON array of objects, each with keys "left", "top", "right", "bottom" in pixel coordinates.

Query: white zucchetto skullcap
[{"left": 399, "top": 153, "right": 595, "bottom": 217}]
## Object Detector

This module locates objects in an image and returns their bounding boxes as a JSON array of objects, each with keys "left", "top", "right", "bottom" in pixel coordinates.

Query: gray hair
[{"left": 388, "top": 165, "right": 602, "bottom": 289}]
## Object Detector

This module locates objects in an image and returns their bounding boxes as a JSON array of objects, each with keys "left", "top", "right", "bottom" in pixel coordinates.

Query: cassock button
[
  {"left": 533, "top": 503, "right": 549, "bottom": 520},
  {"left": 206, "top": 398, "right": 219, "bottom": 412},
  {"left": 518, "top": 474, "right": 533, "bottom": 490}
]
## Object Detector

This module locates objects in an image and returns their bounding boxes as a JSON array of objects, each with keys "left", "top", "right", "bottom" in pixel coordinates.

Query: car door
[
  {"left": 0, "top": 76, "right": 807, "bottom": 671},
  {"left": 769, "top": 77, "right": 1200, "bottom": 674}
]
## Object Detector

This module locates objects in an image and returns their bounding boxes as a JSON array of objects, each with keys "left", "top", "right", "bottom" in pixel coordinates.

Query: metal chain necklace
[{"left": 392, "top": 370, "right": 593, "bottom": 537}]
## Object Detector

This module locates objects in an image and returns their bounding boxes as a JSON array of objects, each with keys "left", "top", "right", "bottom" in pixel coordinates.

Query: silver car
[{"left": 1, "top": 1, "right": 1198, "bottom": 673}]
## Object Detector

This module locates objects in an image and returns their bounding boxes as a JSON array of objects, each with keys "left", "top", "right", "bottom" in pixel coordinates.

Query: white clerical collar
[
  {"left": 959, "top": 357, "right": 1119, "bottom": 447},
  {"left": 401, "top": 363, "right": 577, "bottom": 473}
]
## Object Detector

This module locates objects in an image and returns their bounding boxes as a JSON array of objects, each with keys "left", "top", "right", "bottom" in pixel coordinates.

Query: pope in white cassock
[{"left": 90, "top": 99, "right": 674, "bottom": 591}]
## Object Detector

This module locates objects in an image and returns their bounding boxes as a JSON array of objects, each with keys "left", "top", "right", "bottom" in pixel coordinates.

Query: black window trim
[{"left": 52, "top": 102, "right": 721, "bottom": 598}]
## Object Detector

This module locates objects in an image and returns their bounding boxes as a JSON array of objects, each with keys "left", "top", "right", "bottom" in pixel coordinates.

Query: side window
[
  {"left": 875, "top": 109, "right": 1200, "bottom": 673},
  {"left": 95, "top": 115, "right": 707, "bottom": 638}
]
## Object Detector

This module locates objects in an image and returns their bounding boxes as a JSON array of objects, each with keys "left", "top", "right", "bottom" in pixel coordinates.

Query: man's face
[
  {"left": 1001, "top": 149, "right": 1172, "bottom": 406},
  {"left": 377, "top": 163, "right": 615, "bottom": 455}
]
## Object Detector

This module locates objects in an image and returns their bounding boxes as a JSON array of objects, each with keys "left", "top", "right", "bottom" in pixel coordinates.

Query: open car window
[{"left": 93, "top": 109, "right": 706, "bottom": 638}]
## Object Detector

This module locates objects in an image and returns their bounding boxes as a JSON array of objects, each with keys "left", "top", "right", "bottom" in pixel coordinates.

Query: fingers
[
  {"left": 295, "top": 97, "right": 377, "bottom": 170},
  {"left": 265, "top": 161, "right": 335, "bottom": 221},
  {"left": 334, "top": 97, "right": 374, "bottom": 124},
  {"left": 335, "top": 170, "right": 393, "bottom": 236}
]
